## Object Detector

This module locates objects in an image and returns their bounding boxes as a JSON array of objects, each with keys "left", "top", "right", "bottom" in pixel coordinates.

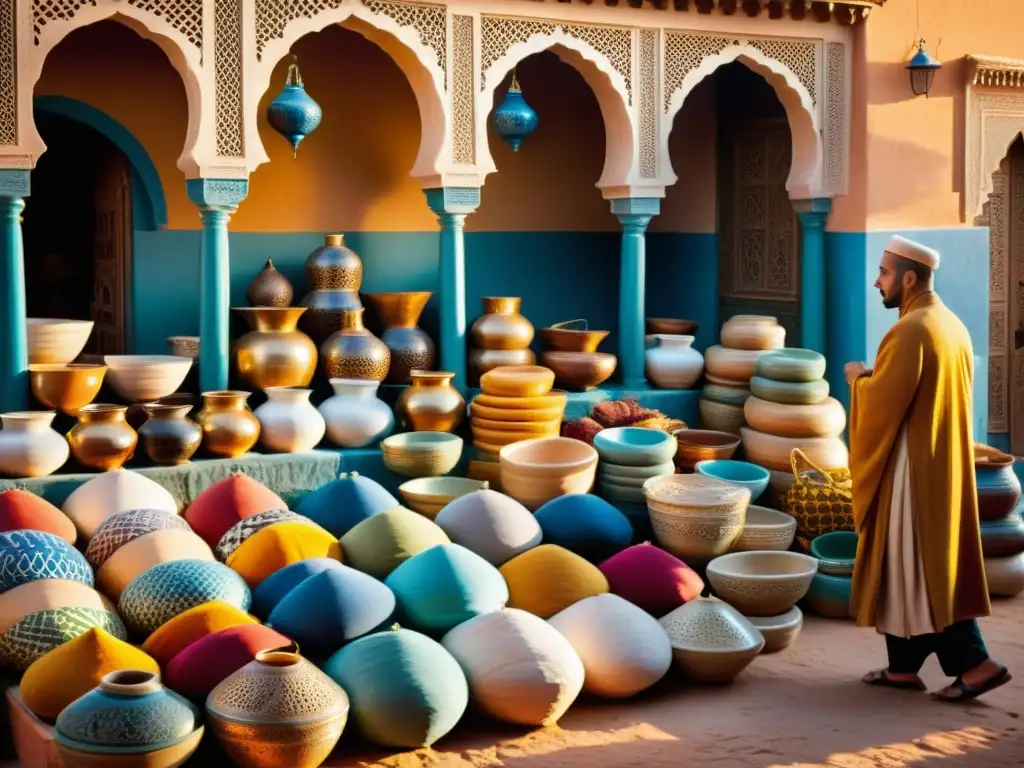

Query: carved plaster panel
[
  {"left": 824, "top": 41, "right": 846, "bottom": 193},
  {"left": 214, "top": 0, "right": 244, "bottom": 158},
  {"left": 638, "top": 28, "right": 658, "bottom": 179},
  {"left": 987, "top": 170, "right": 1009, "bottom": 432},
  {"left": 0, "top": 2, "right": 15, "bottom": 146},
  {"left": 451, "top": 14, "right": 475, "bottom": 166},
  {"left": 965, "top": 89, "right": 1024, "bottom": 222},
  {"left": 31, "top": 0, "right": 203, "bottom": 49}
]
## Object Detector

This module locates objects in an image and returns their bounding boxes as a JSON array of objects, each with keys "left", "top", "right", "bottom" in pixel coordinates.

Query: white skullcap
[{"left": 885, "top": 235, "right": 940, "bottom": 270}]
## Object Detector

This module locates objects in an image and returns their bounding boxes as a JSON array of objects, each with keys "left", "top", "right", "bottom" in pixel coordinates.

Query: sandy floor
[{"left": 328, "top": 597, "right": 1024, "bottom": 768}]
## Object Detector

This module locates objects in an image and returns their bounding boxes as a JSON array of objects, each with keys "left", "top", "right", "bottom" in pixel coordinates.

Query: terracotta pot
[
  {"left": 320, "top": 308, "right": 390, "bottom": 382},
  {"left": 395, "top": 371, "right": 466, "bottom": 432},
  {"left": 299, "top": 234, "right": 364, "bottom": 344},
  {"left": 740, "top": 427, "right": 849, "bottom": 474},
  {"left": 364, "top": 291, "right": 436, "bottom": 384},
  {"left": 470, "top": 297, "right": 534, "bottom": 351},
  {"left": 704, "top": 346, "right": 772, "bottom": 382},
  {"left": 247, "top": 258, "right": 294, "bottom": 308},
  {"left": 498, "top": 437, "right": 598, "bottom": 510},
  {"left": 698, "top": 398, "right": 745, "bottom": 436},
  {"left": 0, "top": 411, "right": 70, "bottom": 478},
  {"left": 318, "top": 378, "right": 395, "bottom": 448},
  {"left": 29, "top": 363, "right": 106, "bottom": 416},
  {"left": 980, "top": 513, "right": 1024, "bottom": 558},
  {"left": 720, "top": 315, "right": 786, "bottom": 351},
  {"left": 975, "top": 447, "right": 1022, "bottom": 521},
  {"left": 743, "top": 396, "right": 847, "bottom": 439},
  {"left": 138, "top": 403, "right": 203, "bottom": 465},
  {"left": 646, "top": 318, "right": 698, "bottom": 336},
  {"left": 469, "top": 348, "right": 537, "bottom": 381},
  {"left": 540, "top": 351, "right": 617, "bottom": 391},
  {"left": 984, "top": 553, "right": 1024, "bottom": 598},
  {"left": 68, "top": 404, "right": 138, "bottom": 472},
  {"left": 672, "top": 428, "right": 742, "bottom": 472},
  {"left": 233, "top": 307, "right": 318, "bottom": 391},
  {"left": 254, "top": 388, "right": 326, "bottom": 453},
  {"left": 197, "top": 391, "right": 261, "bottom": 458}
]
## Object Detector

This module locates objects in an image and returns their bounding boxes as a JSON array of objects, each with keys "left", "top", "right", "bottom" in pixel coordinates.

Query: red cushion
[
  {"left": 184, "top": 474, "right": 286, "bottom": 548},
  {"left": 164, "top": 624, "right": 291, "bottom": 698},
  {"left": 599, "top": 542, "right": 704, "bottom": 617},
  {"left": 0, "top": 489, "right": 77, "bottom": 544}
]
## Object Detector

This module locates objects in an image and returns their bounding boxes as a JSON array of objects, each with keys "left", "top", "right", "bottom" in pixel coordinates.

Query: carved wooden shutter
[{"left": 91, "top": 152, "right": 131, "bottom": 355}]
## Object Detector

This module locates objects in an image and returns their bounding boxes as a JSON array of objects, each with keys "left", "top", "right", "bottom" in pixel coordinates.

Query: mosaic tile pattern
[
  {"left": 0, "top": 607, "right": 127, "bottom": 670},
  {"left": 0, "top": 530, "right": 94, "bottom": 594}
]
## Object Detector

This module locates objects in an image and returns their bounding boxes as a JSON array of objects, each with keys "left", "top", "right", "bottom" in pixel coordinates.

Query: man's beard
[{"left": 882, "top": 284, "right": 902, "bottom": 309}]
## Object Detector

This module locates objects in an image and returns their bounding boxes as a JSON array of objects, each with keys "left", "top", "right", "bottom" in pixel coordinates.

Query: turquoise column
[
  {"left": 612, "top": 197, "right": 660, "bottom": 389},
  {"left": 425, "top": 187, "right": 480, "bottom": 391},
  {"left": 794, "top": 198, "right": 831, "bottom": 354},
  {"left": 186, "top": 179, "right": 248, "bottom": 393},
  {"left": 0, "top": 171, "right": 30, "bottom": 412}
]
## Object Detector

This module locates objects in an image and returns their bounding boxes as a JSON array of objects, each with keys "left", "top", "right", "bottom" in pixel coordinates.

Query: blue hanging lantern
[
  {"left": 907, "top": 39, "right": 942, "bottom": 97},
  {"left": 491, "top": 70, "right": 538, "bottom": 152},
  {"left": 267, "top": 54, "right": 322, "bottom": 159}
]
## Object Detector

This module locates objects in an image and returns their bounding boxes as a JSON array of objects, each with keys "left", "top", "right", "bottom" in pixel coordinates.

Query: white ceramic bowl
[
  {"left": 26, "top": 319, "right": 94, "bottom": 364},
  {"left": 706, "top": 550, "right": 817, "bottom": 617},
  {"left": 103, "top": 355, "right": 193, "bottom": 402},
  {"left": 733, "top": 506, "right": 798, "bottom": 551}
]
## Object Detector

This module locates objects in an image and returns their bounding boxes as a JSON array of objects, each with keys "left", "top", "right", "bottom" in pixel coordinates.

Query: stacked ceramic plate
[{"left": 594, "top": 427, "right": 677, "bottom": 507}]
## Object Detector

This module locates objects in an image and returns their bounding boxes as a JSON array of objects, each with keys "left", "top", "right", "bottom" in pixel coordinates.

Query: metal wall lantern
[{"left": 907, "top": 39, "right": 942, "bottom": 97}]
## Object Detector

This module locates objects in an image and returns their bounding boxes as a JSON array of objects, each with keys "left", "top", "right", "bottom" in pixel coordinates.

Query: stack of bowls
[
  {"left": 694, "top": 459, "right": 770, "bottom": 505},
  {"left": 803, "top": 530, "right": 857, "bottom": 619},
  {"left": 593, "top": 428, "right": 677, "bottom": 508},
  {"left": 381, "top": 432, "right": 463, "bottom": 478},
  {"left": 975, "top": 446, "right": 1024, "bottom": 598},
  {"left": 539, "top": 322, "right": 617, "bottom": 392}
]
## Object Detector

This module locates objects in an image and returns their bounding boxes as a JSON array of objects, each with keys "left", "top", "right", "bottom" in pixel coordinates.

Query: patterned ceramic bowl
[{"left": 705, "top": 550, "right": 817, "bottom": 617}]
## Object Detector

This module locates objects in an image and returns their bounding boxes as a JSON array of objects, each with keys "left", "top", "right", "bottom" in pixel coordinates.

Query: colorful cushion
[
  {"left": 433, "top": 489, "right": 542, "bottom": 566},
  {"left": 118, "top": 559, "right": 252, "bottom": 638},
  {"left": 0, "top": 605, "right": 127, "bottom": 671},
  {"left": 0, "top": 579, "right": 116, "bottom": 636},
  {"left": 324, "top": 628, "right": 468, "bottom": 748},
  {"left": 267, "top": 567, "right": 395, "bottom": 657},
  {"left": 340, "top": 507, "right": 450, "bottom": 580},
  {"left": 214, "top": 509, "right": 306, "bottom": 561},
  {"left": 599, "top": 543, "right": 704, "bottom": 617},
  {"left": 385, "top": 544, "right": 509, "bottom": 635},
  {"left": 0, "top": 489, "right": 77, "bottom": 544},
  {"left": 250, "top": 558, "right": 347, "bottom": 620},
  {"left": 20, "top": 626, "right": 159, "bottom": 719},
  {"left": 534, "top": 494, "right": 633, "bottom": 563},
  {"left": 184, "top": 474, "right": 286, "bottom": 548},
  {"left": 164, "top": 624, "right": 291, "bottom": 700},
  {"left": 95, "top": 528, "right": 214, "bottom": 600},
  {"left": 441, "top": 608, "right": 583, "bottom": 726},
  {"left": 295, "top": 472, "right": 399, "bottom": 538},
  {"left": 0, "top": 530, "right": 94, "bottom": 595},
  {"left": 548, "top": 593, "right": 672, "bottom": 698},
  {"left": 226, "top": 520, "right": 342, "bottom": 588},
  {"left": 141, "top": 600, "right": 258, "bottom": 665},
  {"left": 499, "top": 544, "right": 609, "bottom": 619},
  {"left": 62, "top": 469, "right": 178, "bottom": 541},
  {"left": 85, "top": 509, "right": 191, "bottom": 569}
]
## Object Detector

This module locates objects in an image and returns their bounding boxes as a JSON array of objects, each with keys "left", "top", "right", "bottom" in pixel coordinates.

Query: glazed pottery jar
[
  {"left": 28, "top": 363, "right": 106, "bottom": 416},
  {"left": 975, "top": 446, "right": 1022, "bottom": 520},
  {"left": 299, "top": 234, "right": 364, "bottom": 344},
  {"left": 254, "top": 388, "right": 326, "bottom": 453},
  {"left": 247, "top": 258, "right": 294, "bottom": 307},
  {"left": 985, "top": 553, "right": 1024, "bottom": 598},
  {"left": 720, "top": 315, "right": 786, "bottom": 351},
  {"left": 470, "top": 297, "right": 534, "bottom": 351},
  {"left": 318, "top": 378, "right": 395, "bottom": 448},
  {"left": 68, "top": 404, "right": 138, "bottom": 472},
  {"left": 234, "top": 307, "right": 318, "bottom": 390},
  {"left": 645, "top": 335, "right": 705, "bottom": 389},
  {"left": 206, "top": 644, "right": 350, "bottom": 768},
  {"left": 197, "top": 391, "right": 261, "bottom": 458},
  {"left": 0, "top": 411, "right": 70, "bottom": 478},
  {"left": 364, "top": 291, "right": 437, "bottom": 384},
  {"left": 395, "top": 371, "right": 466, "bottom": 432},
  {"left": 138, "top": 403, "right": 203, "bottom": 465},
  {"left": 320, "top": 308, "right": 391, "bottom": 382}
]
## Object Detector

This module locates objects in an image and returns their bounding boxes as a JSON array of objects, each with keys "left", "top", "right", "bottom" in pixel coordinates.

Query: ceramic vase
[
  {"left": 975, "top": 448, "right": 1022, "bottom": 521},
  {"left": 68, "top": 404, "right": 139, "bottom": 471},
  {"left": 254, "top": 388, "right": 326, "bottom": 453},
  {"left": 206, "top": 644, "right": 350, "bottom": 768},
  {"left": 395, "top": 371, "right": 465, "bottom": 433},
  {"left": 658, "top": 596, "right": 765, "bottom": 683},
  {"left": 247, "top": 259, "right": 294, "bottom": 308},
  {"left": 645, "top": 334, "right": 705, "bottom": 389},
  {"left": 364, "top": 291, "right": 436, "bottom": 384},
  {"left": 320, "top": 308, "right": 391, "bottom": 382},
  {"left": 197, "top": 391, "right": 261, "bottom": 458},
  {"left": 470, "top": 297, "right": 534, "bottom": 351},
  {"left": 318, "top": 378, "right": 395, "bottom": 448},
  {"left": 138, "top": 403, "right": 203, "bottom": 465},
  {"left": 234, "top": 307, "right": 318, "bottom": 390},
  {"left": 0, "top": 411, "right": 70, "bottom": 478},
  {"left": 299, "top": 234, "right": 364, "bottom": 344}
]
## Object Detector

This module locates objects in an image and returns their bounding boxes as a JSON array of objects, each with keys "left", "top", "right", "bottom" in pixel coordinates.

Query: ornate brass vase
[
  {"left": 320, "top": 308, "right": 391, "bottom": 382},
  {"left": 394, "top": 371, "right": 465, "bottom": 432},
  {"left": 364, "top": 291, "right": 436, "bottom": 384},
  {"left": 247, "top": 258, "right": 294, "bottom": 307},
  {"left": 68, "top": 404, "right": 139, "bottom": 471},
  {"left": 138, "top": 403, "right": 203, "bottom": 465},
  {"left": 233, "top": 307, "right": 318, "bottom": 390},
  {"left": 469, "top": 297, "right": 536, "bottom": 381},
  {"left": 299, "top": 234, "right": 364, "bottom": 344},
  {"left": 196, "top": 391, "right": 261, "bottom": 458}
]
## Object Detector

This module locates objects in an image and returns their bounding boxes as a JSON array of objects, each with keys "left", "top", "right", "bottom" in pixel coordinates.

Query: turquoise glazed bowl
[
  {"left": 810, "top": 530, "right": 859, "bottom": 576},
  {"left": 593, "top": 427, "right": 677, "bottom": 467},
  {"left": 801, "top": 572, "right": 852, "bottom": 619},
  {"left": 695, "top": 459, "right": 770, "bottom": 502},
  {"left": 0, "top": 529, "right": 94, "bottom": 594},
  {"left": 975, "top": 448, "right": 1022, "bottom": 521}
]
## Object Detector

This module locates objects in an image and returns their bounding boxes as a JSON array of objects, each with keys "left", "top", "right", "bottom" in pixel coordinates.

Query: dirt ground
[{"left": 329, "top": 597, "right": 1024, "bottom": 768}]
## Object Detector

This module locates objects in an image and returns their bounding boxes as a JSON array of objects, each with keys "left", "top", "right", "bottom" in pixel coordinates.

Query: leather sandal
[
  {"left": 931, "top": 666, "right": 1012, "bottom": 703},
  {"left": 862, "top": 668, "right": 927, "bottom": 691}
]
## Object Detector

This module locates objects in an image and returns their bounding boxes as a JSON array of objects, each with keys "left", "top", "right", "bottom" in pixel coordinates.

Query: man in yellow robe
[{"left": 845, "top": 235, "right": 1011, "bottom": 703}]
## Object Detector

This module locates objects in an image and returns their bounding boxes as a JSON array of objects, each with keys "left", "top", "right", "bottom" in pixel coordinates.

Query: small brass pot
[
  {"left": 363, "top": 291, "right": 436, "bottom": 384},
  {"left": 68, "top": 404, "right": 138, "bottom": 471},
  {"left": 394, "top": 371, "right": 465, "bottom": 432},
  {"left": 320, "top": 308, "right": 390, "bottom": 382},
  {"left": 139, "top": 403, "right": 203, "bottom": 465},
  {"left": 233, "top": 307, "right": 318, "bottom": 390},
  {"left": 196, "top": 391, "right": 261, "bottom": 458}
]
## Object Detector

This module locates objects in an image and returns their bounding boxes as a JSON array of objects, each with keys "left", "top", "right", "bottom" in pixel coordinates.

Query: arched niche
[
  {"left": 663, "top": 44, "right": 822, "bottom": 198},
  {"left": 965, "top": 90, "right": 1024, "bottom": 223},
  {"left": 477, "top": 33, "right": 635, "bottom": 191}
]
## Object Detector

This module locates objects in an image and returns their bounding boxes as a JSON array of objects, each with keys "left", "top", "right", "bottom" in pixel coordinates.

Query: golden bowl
[
  {"left": 29, "top": 363, "right": 106, "bottom": 415},
  {"left": 479, "top": 366, "right": 556, "bottom": 398},
  {"left": 540, "top": 327, "right": 610, "bottom": 353}
]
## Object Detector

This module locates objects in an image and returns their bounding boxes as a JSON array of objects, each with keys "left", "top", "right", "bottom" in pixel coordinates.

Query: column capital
[
  {"left": 0, "top": 170, "right": 31, "bottom": 199},
  {"left": 186, "top": 178, "right": 249, "bottom": 211},
  {"left": 611, "top": 197, "right": 659, "bottom": 234},
  {"left": 424, "top": 187, "right": 480, "bottom": 216},
  {"left": 792, "top": 197, "right": 832, "bottom": 223}
]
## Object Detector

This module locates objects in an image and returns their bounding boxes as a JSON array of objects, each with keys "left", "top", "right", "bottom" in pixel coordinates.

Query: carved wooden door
[
  {"left": 92, "top": 152, "right": 131, "bottom": 355},
  {"left": 718, "top": 117, "right": 801, "bottom": 345}
]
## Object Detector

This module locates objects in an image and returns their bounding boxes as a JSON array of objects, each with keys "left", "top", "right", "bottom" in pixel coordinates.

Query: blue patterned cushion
[
  {"left": 0, "top": 530, "right": 94, "bottom": 594},
  {"left": 84, "top": 509, "right": 191, "bottom": 569}
]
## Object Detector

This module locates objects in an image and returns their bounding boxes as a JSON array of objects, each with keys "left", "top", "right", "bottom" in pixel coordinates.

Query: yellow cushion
[
  {"left": 226, "top": 520, "right": 342, "bottom": 589},
  {"left": 499, "top": 544, "right": 609, "bottom": 619},
  {"left": 20, "top": 627, "right": 159, "bottom": 720},
  {"left": 141, "top": 600, "right": 257, "bottom": 665}
]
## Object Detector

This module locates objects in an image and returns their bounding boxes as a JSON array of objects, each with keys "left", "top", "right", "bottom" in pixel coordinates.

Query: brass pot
[
  {"left": 196, "top": 391, "right": 261, "bottom": 458},
  {"left": 233, "top": 307, "right": 318, "bottom": 390},
  {"left": 395, "top": 371, "right": 465, "bottom": 432},
  {"left": 364, "top": 291, "right": 436, "bottom": 384},
  {"left": 470, "top": 297, "right": 534, "bottom": 351},
  {"left": 299, "top": 234, "right": 364, "bottom": 344},
  {"left": 468, "top": 348, "right": 536, "bottom": 382},
  {"left": 247, "top": 258, "right": 294, "bottom": 307},
  {"left": 320, "top": 308, "right": 390, "bottom": 382},
  {"left": 68, "top": 403, "right": 138, "bottom": 471},
  {"left": 29, "top": 363, "right": 106, "bottom": 415},
  {"left": 138, "top": 403, "right": 203, "bottom": 465}
]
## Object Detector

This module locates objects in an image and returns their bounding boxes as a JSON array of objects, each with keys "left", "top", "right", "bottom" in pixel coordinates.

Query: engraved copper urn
[
  {"left": 299, "top": 234, "right": 363, "bottom": 344},
  {"left": 364, "top": 291, "right": 436, "bottom": 384},
  {"left": 320, "top": 308, "right": 390, "bottom": 382}
]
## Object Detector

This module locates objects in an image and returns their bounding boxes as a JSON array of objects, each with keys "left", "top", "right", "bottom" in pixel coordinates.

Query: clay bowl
[
  {"left": 747, "top": 606, "right": 803, "bottom": 654},
  {"left": 985, "top": 553, "right": 1024, "bottom": 598},
  {"left": 540, "top": 351, "right": 617, "bottom": 391},
  {"left": 802, "top": 571, "right": 852, "bottom": 619},
  {"left": 705, "top": 550, "right": 818, "bottom": 617},
  {"left": 642, "top": 474, "right": 751, "bottom": 562},
  {"left": 380, "top": 431, "right": 463, "bottom": 478},
  {"left": 810, "top": 530, "right": 859, "bottom": 576},
  {"left": 597, "top": 479, "right": 646, "bottom": 505},
  {"left": 29, "top": 363, "right": 107, "bottom": 415},
  {"left": 103, "top": 355, "right": 193, "bottom": 402},
  {"left": 479, "top": 366, "right": 555, "bottom": 398},
  {"left": 672, "top": 428, "right": 742, "bottom": 472},
  {"left": 647, "top": 318, "right": 698, "bottom": 336},
  {"left": 599, "top": 459, "right": 676, "bottom": 487},
  {"left": 695, "top": 459, "right": 770, "bottom": 502},
  {"left": 594, "top": 427, "right": 678, "bottom": 467},
  {"left": 398, "top": 476, "right": 489, "bottom": 519},
  {"left": 499, "top": 436, "right": 598, "bottom": 510},
  {"left": 26, "top": 318, "right": 94, "bottom": 365},
  {"left": 540, "top": 327, "right": 610, "bottom": 353},
  {"left": 733, "top": 505, "right": 798, "bottom": 552}
]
